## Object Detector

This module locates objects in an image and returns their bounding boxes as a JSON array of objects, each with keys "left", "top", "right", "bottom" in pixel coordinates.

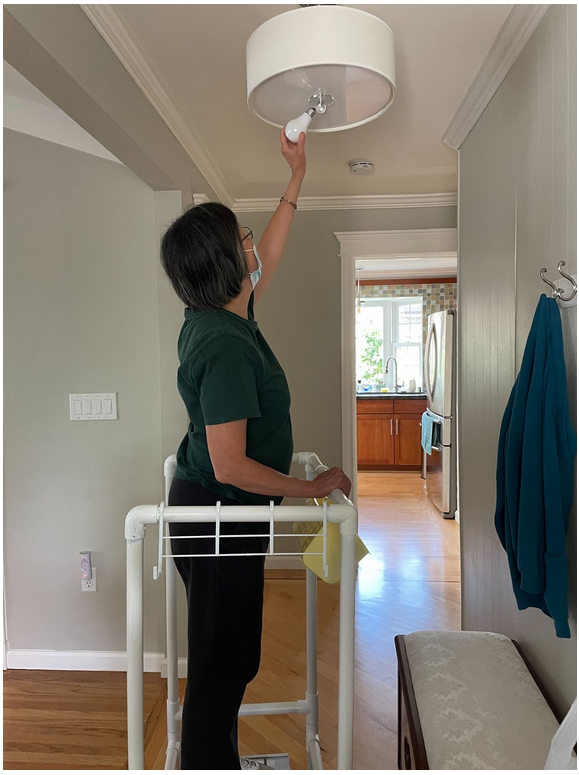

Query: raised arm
[{"left": 253, "top": 129, "right": 306, "bottom": 304}]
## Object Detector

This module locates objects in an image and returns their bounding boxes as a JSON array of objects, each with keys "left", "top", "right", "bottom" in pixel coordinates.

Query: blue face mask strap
[{"left": 246, "top": 244, "right": 262, "bottom": 289}]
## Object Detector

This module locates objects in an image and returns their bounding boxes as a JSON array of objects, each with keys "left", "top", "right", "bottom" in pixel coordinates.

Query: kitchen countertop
[{"left": 356, "top": 392, "right": 427, "bottom": 399}]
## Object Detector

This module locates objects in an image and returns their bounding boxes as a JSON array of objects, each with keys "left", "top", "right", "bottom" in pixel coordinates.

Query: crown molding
[
  {"left": 78, "top": 5, "right": 457, "bottom": 213},
  {"left": 79, "top": 4, "right": 235, "bottom": 206},
  {"left": 232, "top": 192, "right": 457, "bottom": 213},
  {"left": 443, "top": 4, "right": 550, "bottom": 149}
]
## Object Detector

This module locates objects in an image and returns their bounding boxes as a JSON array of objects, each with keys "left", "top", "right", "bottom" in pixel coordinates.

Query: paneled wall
[{"left": 459, "top": 5, "right": 576, "bottom": 714}]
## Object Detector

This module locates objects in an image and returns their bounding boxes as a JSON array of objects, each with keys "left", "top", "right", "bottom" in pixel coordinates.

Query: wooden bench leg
[{"left": 395, "top": 635, "right": 429, "bottom": 770}]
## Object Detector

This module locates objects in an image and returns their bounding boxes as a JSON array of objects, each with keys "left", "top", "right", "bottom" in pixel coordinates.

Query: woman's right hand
[{"left": 309, "top": 467, "right": 352, "bottom": 499}]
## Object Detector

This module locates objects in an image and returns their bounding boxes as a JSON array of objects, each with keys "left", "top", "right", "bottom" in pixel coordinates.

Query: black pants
[{"left": 168, "top": 477, "right": 269, "bottom": 770}]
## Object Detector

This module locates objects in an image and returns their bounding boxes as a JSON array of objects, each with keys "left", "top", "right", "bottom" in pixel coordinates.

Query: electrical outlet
[{"left": 82, "top": 567, "right": 97, "bottom": 592}]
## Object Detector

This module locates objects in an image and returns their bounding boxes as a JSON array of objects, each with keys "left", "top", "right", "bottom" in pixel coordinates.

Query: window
[
  {"left": 392, "top": 300, "right": 422, "bottom": 389},
  {"left": 355, "top": 297, "right": 423, "bottom": 389},
  {"left": 355, "top": 304, "right": 384, "bottom": 385}
]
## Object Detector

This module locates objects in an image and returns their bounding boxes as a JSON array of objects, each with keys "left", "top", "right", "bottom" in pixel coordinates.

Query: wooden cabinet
[
  {"left": 357, "top": 415, "right": 395, "bottom": 466},
  {"left": 394, "top": 414, "right": 423, "bottom": 466},
  {"left": 357, "top": 398, "right": 426, "bottom": 470}
]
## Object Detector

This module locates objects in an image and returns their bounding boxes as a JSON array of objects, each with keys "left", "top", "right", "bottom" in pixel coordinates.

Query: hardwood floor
[{"left": 3, "top": 472, "right": 460, "bottom": 770}]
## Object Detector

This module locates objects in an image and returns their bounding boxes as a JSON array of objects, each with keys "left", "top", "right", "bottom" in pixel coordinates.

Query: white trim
[
  {"left": 193, "top": 193, "right": 210, "bottom": 205},
  {"left": 3, "top": 568, "right": 7, "bottom": 672},
  {"left": 190, "top": 193, "right": 457, "bottom": 212},
  {"left": 233, "top": 192, "right": 457, "bottom": 213},
  {"left": 161, "top": 656, "right": 188, "bottom": 680},
  {"left": 341, "top": 253, "right": 358, "bottom": 503},
  {"left": 443, "top": 4, "right": 550, "bottom": 149},
  {"left": 338, "top": 228, "right": 457, "bottom": 497},
  {"left": 336, "top": 228, "right": 457, "bottom": 258},
  {"left": 357, "top": 267, "right": 456, "bottom": 281},
  {"left": 6, "top": 649, "right": 165, "bottom": 672},
  {"left": 79, "top": 4, "right": 235, "bottom": 207}
]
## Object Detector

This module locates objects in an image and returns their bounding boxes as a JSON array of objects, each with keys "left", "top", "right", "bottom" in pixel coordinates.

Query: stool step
[{"left": 243, "top": 754, "right": 291, "bottom": 770}]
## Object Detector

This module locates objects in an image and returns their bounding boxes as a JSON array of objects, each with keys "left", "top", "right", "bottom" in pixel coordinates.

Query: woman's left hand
[{"left": 280, "top": 127, "right": 306, "bottom": 179}]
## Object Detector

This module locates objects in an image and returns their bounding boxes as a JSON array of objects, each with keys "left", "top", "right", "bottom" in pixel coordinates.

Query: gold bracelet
[{"left": 280, "top": 196, "right": 298, "bottom": 211}]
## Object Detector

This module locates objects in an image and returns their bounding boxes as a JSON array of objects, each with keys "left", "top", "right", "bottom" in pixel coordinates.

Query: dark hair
[{"left": 160, "top": 202, "right": 246, "bottom": 311}]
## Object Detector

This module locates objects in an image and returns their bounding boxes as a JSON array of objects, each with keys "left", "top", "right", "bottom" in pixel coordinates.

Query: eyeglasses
[
  {"left": 241, "top": 226, "right": 254, "bottom": 252},
  {"left": 241, "top": 226, "right": 254, "bottom": 244}
]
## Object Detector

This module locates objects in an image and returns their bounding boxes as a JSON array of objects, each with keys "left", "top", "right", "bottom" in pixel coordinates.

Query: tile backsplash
[{"left": 359, "top": 280, "right": 457, "bottom": 348}]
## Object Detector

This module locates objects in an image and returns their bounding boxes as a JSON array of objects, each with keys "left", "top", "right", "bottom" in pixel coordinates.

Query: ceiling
[
  {"left": 3, "top": 61, "right": 121, "bottom": 163},
  {"left": 4, "top": 60, "right": 55, "bottom": 107},
  {"left": 108, "top": 3, "right": 512, "bottom": 201}
]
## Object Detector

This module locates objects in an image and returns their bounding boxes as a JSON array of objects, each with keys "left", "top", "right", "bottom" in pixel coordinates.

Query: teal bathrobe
[{"left": 494, "top": 294, "right": 576, "bottom": 638}]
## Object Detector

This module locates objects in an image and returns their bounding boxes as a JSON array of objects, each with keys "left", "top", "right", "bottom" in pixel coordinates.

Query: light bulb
[{"left": 285, "top": 108, "right": 316, "bottom": 143}]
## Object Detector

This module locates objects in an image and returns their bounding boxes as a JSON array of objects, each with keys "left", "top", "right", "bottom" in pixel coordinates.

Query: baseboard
[
  {"left": 6, "top": 649, "right": 165, "bottom": 672},
  {"left": 161, "top": 657, "right": 188, "bottom": 679}
]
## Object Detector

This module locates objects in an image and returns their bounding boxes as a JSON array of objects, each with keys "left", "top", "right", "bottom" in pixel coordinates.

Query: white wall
[
  {"left": 4, "top": 129, "right": 183, "bottom": 657},
  {"left": 458, "top": 5, "right": 576, "bottom": 714}
]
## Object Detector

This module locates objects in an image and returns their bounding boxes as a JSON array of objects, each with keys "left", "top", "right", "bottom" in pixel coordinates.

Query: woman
[{"left": 160, "top": 128, "right": 351, "bottom": 771}]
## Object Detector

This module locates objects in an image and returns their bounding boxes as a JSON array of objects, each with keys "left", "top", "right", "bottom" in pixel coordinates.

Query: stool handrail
[{"left": 126, "top": 452, "right": 357, "bottom": 770}]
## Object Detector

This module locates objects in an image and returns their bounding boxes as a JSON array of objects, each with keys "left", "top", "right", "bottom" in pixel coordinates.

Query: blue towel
[
  {"left": 421, "top": 411, "right": 440, "bottom": 455},
  {"left": 494, "top": 294, "right": 576, "bottom": 638}
]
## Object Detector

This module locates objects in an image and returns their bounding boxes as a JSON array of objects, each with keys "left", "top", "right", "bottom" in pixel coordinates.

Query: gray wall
[
  {"left": 4, "top": 128, "right": 457, "bottom": 659},
  {"left": 245, "top": 207, "right": 457, "bottom": 472},
  {"left": 3, "top": 129, "right": 183, "bottom": 655},
  {"left": 458, "top": 5, "right": 577, "bottom": 715}
]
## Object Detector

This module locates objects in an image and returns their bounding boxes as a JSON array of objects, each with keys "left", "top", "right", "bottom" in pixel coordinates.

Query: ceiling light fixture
[{"left": 246, "top": 5, "right": 396, "bottom": 141}]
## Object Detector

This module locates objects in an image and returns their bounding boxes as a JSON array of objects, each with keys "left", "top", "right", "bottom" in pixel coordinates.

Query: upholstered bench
[{"left": 395, "top": 630, "right": 562, "bottom": 770}]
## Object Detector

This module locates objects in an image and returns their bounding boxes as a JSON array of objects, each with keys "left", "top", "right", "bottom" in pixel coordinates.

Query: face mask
[{"left": 247, "top": 244, "right": 262, "bottom": 290}]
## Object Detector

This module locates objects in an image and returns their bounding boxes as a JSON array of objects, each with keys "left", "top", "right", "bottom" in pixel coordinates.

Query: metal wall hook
[{"left": 540, "top": 261, "right": 577, "bottom": 303}]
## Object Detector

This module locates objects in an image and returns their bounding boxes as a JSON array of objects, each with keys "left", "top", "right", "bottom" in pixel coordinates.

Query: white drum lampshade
[{"left": 246, "top": 5, "right": 396, "bottom": 133}]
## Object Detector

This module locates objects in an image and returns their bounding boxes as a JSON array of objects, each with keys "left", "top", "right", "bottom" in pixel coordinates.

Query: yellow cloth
[{"left": 293, "top": 497, "right": 369, "bottom": 584}]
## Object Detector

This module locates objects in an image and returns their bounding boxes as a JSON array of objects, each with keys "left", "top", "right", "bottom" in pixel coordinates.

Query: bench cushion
[{"left": 404, "top": 630, "right": 560, "bottom": 769}]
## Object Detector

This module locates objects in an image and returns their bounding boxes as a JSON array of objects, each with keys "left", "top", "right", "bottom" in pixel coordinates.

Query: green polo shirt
[{"left": 174, "top": 293, "right": 293, "bottom": 505}]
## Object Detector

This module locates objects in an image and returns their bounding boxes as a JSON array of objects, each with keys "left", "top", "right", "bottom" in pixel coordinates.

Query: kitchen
[{"left": 354, "top": 265, "right": 460, "bottom": 608}]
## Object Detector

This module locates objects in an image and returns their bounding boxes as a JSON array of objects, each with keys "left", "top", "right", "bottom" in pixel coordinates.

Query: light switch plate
[{"left": 70, "top": 393, "right": 117, "bottom": 421}]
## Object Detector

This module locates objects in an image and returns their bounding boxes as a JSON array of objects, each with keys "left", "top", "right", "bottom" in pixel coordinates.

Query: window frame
[{"left": 356, "top": 296, "right": 423, "bottom": 387}]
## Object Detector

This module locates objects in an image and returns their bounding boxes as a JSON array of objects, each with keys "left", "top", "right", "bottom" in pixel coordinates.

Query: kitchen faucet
[{"left": 384, "top": 356, "right": 401, "bottom": 391}]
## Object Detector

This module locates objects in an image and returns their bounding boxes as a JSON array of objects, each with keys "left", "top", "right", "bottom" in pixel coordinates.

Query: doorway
[{"left": 335, "top": 227, "right": 461, "bottom": 642}]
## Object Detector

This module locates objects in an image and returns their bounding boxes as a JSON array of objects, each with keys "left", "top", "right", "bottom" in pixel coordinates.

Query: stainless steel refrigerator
[{"left": 423, "top": 309, "right": 457, "bottom": 518}]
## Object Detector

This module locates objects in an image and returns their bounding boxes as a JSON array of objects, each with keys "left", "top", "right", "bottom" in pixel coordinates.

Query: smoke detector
[{"left": 349, "top": 160, "right": 375, "bottom": 175}]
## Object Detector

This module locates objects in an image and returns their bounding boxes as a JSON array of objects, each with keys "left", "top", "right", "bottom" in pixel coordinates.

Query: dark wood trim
[
  {"left": 395, "top": 635, "right": 429, "bottom": 770},
  {"left": 512, "top": 640, "right": 563, "bottom": 723},
  {"left": 397, "top": 669, "right": 403, "bottom": 770},
  {"left": 359, "top": 277, "right": 457, "bottom": 286}
]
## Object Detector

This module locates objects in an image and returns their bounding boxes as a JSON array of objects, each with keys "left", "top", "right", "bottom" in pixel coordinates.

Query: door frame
[{"left": 335, "top": 228, "right": 458, "bottom": 503}]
